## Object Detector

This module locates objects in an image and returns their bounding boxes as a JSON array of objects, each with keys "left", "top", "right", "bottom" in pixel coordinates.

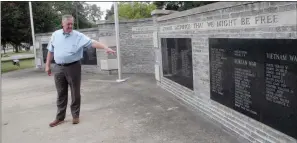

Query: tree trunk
[
  {"left": 3, "top": 45, "right": 6, "bottom": 54},
  {"left": 14, "top": 45, "right": 19, "bottom": 53},
  {"left": 19, "top": 46, "right": 22, "bottom": 52}
]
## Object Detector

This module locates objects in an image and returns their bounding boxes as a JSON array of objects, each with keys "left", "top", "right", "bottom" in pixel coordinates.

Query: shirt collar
[{"left": 62, "top": 30, "right": 73, "bottom": 37}]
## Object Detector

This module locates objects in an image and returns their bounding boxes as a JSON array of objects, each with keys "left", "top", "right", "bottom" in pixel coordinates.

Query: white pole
[
  {"left": 0, "top": 2, "right": 2, "bottom": 143},
  {"left": 29, "top": 1, "right": 37, "bottom": 68},
  {"left": 114, "top": 2, "right": 123, "bottom": 81}
]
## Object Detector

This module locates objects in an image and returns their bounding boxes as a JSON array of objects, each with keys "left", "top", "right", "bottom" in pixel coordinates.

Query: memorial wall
[
  {"left": 97, "top": 19, "right": 155, "bottom": 73},
  {"left": 122, "top": 19, "right": 155, "bottom": 74},
  {"left": 156, "top": 2, "right": 297, "bottom": 143},
  {"left": 34, "top": 2, "right": 296, "bottom": 142},
  {"left": 41, "top": 42, "right": 97, "bottom": 65},
  {"left": 161, "top": 38, "right": 193, "bottom": 90},
  {"left": 41, "top": 44, "right": 55, "bottom": 64},
  {"left": 209, "top": 38, "right": 297, "bottom": 139},
  {"left": 35, "top": 28, "right": 100, "bottom": 70},
  {"left": 80, "top": 47, "right": 97, "bottom": 65},
  {"left": 35, "top": 18, "right": 155, "bottom": 74}
]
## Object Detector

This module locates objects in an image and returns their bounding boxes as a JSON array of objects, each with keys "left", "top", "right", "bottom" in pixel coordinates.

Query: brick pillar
[{"left": 151, "top": 10, "right": 176, "bottom": 82}]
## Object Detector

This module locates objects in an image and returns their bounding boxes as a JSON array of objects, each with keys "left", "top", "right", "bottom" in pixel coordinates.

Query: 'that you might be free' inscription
[{"left": 160, "top": 10, "right": 297, "bottom": 32}]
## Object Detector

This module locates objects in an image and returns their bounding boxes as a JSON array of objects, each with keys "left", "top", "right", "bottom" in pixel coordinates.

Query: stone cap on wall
[
  {"left": 35, "top": 32, "right": 52, "bottom": 37},
  {"left": 156, "top": 1, "right": 255, "bottom": 21},
  {"left": 151, "top": 10, "right": 177, "bottom": 17},
  {"left": 35, "top": 27, "right": 99, "bottom": 36},
  {"left": 96, "top": 18, "right": 153, "bottom": 25}
]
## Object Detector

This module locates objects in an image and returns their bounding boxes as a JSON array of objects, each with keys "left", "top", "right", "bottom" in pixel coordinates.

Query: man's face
[{"left": 62, "top": 18, "right": 74, "bottom": 33}]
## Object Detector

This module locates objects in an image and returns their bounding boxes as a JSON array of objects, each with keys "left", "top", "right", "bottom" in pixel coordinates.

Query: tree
[
  {"left": 1, "top": 2, "right": 32, "bottom": 52},
  {"left": 52, "top": 1, "right": 101, "bottom": 29},
  {"left": 32, "top": 2, "right": 60, "bottom": 33},
  {"left": 1, "top": 1, "right": 103, "bottom": 53},
  {"left": 86, "top": 4, "right": 103, "bottom": 23},
  {"left": 105, "top": 2, "right": 156, "bottom": 20},
  {"left": 153, "top": 1, "right": 217, "bottom": 11},
  {"left": 105, "top": 4, "right": 114, "bottom": 20}
]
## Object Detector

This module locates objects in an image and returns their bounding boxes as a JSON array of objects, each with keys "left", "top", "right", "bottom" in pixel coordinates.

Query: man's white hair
[{"left": 62, "top": 14, "right": 74, "bottom": 22}]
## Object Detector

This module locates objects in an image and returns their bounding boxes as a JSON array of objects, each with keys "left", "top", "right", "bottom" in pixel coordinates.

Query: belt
[{"left": 57, "top": 61, "right": 79, "bottom": 66}]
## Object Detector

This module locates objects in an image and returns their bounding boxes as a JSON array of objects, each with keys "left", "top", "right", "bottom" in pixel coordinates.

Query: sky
[{"left": 86, "top": 2, "right": 113, "bottom": 20}]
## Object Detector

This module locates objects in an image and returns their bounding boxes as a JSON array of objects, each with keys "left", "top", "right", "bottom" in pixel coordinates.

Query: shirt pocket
[{"left": 68, "top": 44, "right": 79, "bottom": 54}]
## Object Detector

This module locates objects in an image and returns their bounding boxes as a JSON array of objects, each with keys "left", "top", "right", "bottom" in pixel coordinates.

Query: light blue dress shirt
[{"left": 47, "top": 29, "right": 93, "bottom": 64}]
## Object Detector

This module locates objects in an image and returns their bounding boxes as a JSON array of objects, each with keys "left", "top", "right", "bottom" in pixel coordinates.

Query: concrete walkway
[{"left": 2, "top": 69, "right": 248, "bottom": 143}]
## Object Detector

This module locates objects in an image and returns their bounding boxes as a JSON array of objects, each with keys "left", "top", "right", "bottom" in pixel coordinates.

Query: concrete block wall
[
  {"left": 35, "top": 18, "right": 155, "bottom": 74},
  {"left": 156, "top": 1, "right": 297, "bottom": 143},
  {"left": 35, "top": 28, "right": 104, "bottom": 73},
  {"left": 35, "top": 31, "right": 54, "bottom": 68},
  {"left": 97, "top": 18, "right": 155, "bottom": 74}
]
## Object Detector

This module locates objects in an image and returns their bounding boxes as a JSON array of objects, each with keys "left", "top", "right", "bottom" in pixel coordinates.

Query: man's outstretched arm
[
  {"left": 79, "top": 33, "right": 116, "bottom": 54},
  {"left": 90, "top": 40, "right": 116, "bottom": 54}
]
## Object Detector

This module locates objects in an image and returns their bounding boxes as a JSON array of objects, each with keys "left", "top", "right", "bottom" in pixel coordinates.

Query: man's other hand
[{"left": 45, "top": 65, "right": 51, "bottom": 76}]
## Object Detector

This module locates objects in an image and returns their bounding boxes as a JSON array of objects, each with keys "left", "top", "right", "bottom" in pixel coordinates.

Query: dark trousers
[{"left": 54, "top": 61, "right": 81, "bottom": 120}]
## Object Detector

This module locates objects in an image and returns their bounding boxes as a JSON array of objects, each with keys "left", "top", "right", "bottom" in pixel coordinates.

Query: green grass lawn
[
  {"left": 1, "top": 58, "right": 35, "bottom": 73},
  {"left": 2, "top": 50, "right": 34, "bottom": 57}
]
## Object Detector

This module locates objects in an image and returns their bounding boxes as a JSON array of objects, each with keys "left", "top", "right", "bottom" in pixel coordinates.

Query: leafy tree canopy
[
  {"left": 153, "top": 1, "right": 217, "bottom": 11},
  {"left": 105, "top": 2, "right": 156, "bottom": 20},
  {"left": 1, "top": 1, "right": 103, "bottom": 51}
]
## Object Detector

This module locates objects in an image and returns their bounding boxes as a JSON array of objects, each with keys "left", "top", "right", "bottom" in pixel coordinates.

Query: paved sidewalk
[{"left": 2, "top": 69, "right": 248, "bottom": 143}]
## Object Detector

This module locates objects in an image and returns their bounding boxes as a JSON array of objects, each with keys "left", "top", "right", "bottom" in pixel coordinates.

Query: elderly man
[{"left": 45, "top": 15, "right": 115, "bottom": 127}]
